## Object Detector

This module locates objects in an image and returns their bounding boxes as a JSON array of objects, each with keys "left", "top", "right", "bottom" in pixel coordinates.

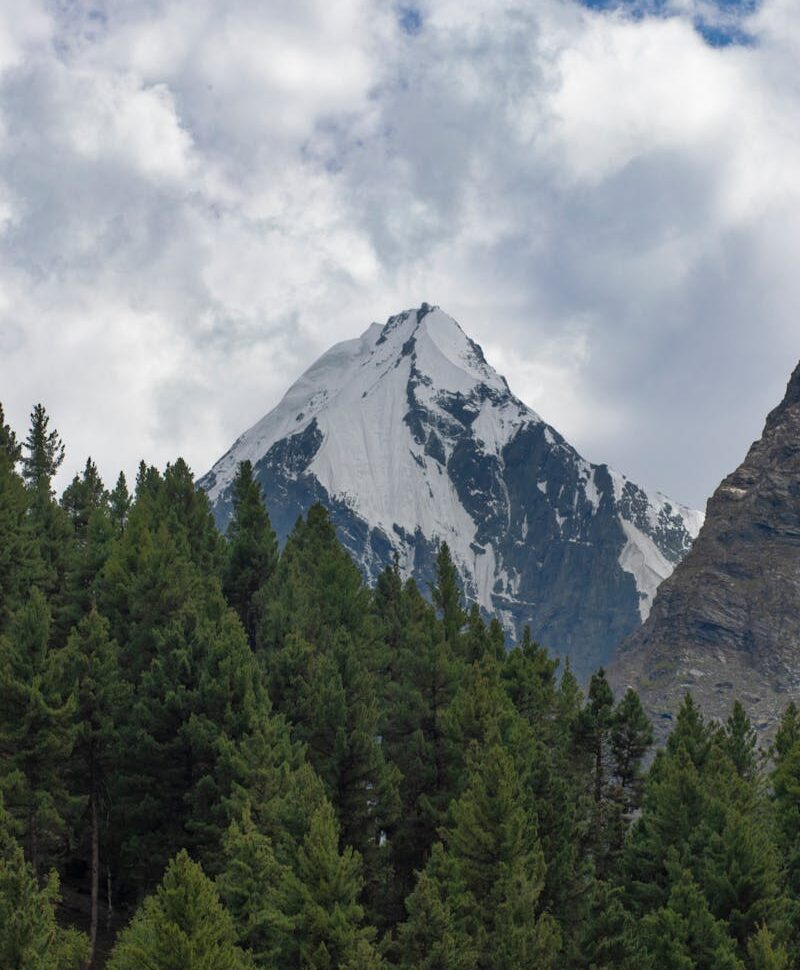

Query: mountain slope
[
  {"left": 201, "top": 305, "right": 701, "bottom": 679},
  {"left": 610, "top": 361, "right": 800, "bottom": 736}
]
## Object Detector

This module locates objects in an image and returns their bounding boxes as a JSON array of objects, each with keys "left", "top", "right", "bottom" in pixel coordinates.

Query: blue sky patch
[
  {"left": 398, "top": 6, "right": 424, "bottom": 36},
  {"left": 578, "top": 0, "right": 758, "bottom": 47}
]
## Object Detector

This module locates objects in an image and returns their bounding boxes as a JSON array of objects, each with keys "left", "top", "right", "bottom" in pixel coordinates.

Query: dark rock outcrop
[{"left": 610, "top": 361, "right": 800, "bottom": 737}]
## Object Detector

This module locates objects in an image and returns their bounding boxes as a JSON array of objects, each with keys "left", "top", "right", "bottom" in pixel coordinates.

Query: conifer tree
[
  {"left": 0, "top": 590, "right": 77, "bottom": 876},
  {"left": 223, "top": 460, "right": 278, "bottom": 646},
  {"left": 747, "top": 926, "right": 790, "bottom": 970},
  {"left": 20, "top": 405, "right": 72, "bottom": 606},
  {"left": 0, "top": 421, "right": 40, "bottom": 630},
  {"left": 666, "top": 692, "right": 713, "bottom": 768},
  {"left": 432, "top": 542, "right": 465, "bottom": 648},
  {"left": 109, "top": 472, "right": 131, "bottom": 533},
  {"left": 218, "top": 807, "right": 296, "bottom": 967},
  {"left": 772, "top": 736, "right": 800, "bottom": 899},
  {"left": 610, "top": 689, "right": 653, "bottom": 817},
  {"left": 419, "top": 735, "right": 561, "bottom": 970},
  {"left": 288, "top": 802, "right": 384, "bottom": 970},
  {"left": 636, "top": 868, "right": 743, "bottom": 970},
  {"left": 161, "top": 458, "right": 226, "bottom": 578},
  {"left": 285, "top": 628, "right": 400, "bottom": 883},
  {"left": 773, "top": 702, "right": 800, "bottom": 763},
  {"left": 0, "top": 402, "right": 21, "bottom": 462},
  {"left": 59, "top": 460, "right": 115, "bottom": 638},
  {"left": 376, "top": 571, "right": 464, "bottom": 921},
  {"left": 257, "top": 503, "right": 373, "bottom": 656},
  {"left": 61, "top": 458, "right": 107, "bottom": 533},
  {"left": 721, "top": 700, "right": 758, "bottom": 780},
  {"left": 0, "top": 799, "right": 88, "bottom": 970},
  {"left": 22, "top": 403, "right": 65, "bottom": 494},
  {"left": 107, "top": 850, "right": 253, "bottom": 970},
  {"left": 501, "top": 627, "right": 558, "bottom": 731},
  {"left": 399, "top": 843, "right": 476, "bottom": 970},
  {"left": 63, "top": 609, "right": 124, "bottom": 967}
]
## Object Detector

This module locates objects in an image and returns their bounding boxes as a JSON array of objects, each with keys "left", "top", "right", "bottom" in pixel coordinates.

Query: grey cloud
[{"left": 0, "top": 0, "right": 798, "bottom": 511}]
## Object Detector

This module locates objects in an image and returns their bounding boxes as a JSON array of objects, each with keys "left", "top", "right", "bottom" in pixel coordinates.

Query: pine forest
[{"left": 2, "top": 400, "right": 799, "bottom": 970}]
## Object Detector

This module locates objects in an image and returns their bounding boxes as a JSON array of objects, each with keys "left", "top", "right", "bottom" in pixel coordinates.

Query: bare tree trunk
[
  {"left": 29, "top": 811, "right": 39, "bottom": 880},
  {"left": 87, "top": 789, "right": 99, "bottom": 969},
  {"left": 107, "top": 863, "right": 113, "bottom": 931}
]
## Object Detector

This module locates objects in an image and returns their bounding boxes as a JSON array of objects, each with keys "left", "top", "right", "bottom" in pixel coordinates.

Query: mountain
[
  {"left": 200, "top": 304, "right": 702, "bottom": 679},
  {"left": 610, "top": 361, "right": 800, "bottom": 737}
]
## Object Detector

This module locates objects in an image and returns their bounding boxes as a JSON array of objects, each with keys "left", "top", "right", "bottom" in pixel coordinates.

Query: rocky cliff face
[
  {"left": 610, "top": 361, "right": 800, "bottom": 736},
  {"left": 201, "top": 305, "right": 701, "bottom": 681}
]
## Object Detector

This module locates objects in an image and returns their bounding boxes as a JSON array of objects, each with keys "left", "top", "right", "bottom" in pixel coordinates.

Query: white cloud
[{"left": 0, "top": 0, "right": 798, "bottom": 509}]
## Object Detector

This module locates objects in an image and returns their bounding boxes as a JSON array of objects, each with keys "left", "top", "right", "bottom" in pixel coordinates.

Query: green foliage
[
  {"left": 257, "top": 502, "right": 372, "bottom": 655},
  {"left": 0, "top": 799, "right": 88, "bottom": 970},
  {"left": 107, "top": 849, "right": 253, "bottom": 970},
  {"left": 0, "top": 429, "right": 41, "bottom": 629},
  {"left": 0, "top": 590, "right": 78, "bottom": 875},
  {"left": 747, "top": 925, "right": 790, "bottom": 970},
  {"left": 0, "top": 408, "right": 793, "bottom": 970},
  {"left": 432, "top": 542, "right": 465, "bottom": 648},
  {"left": 636, "top": 868, "right": 744, "bottom": 969},
  {"left": 0, "top": 402, "right": 21, "bottom": 462},
  {"left": 721, "top": 700, "right": 758, "bottom": 780},
  {"left": 223, "top": 460, "right": 278, "bottom": 645},
  {"left": 399, "top": 844, "right": 476, "bottom": 970},
  {"left": 22, "top": 403, "right": 65, "bottom": 496}
]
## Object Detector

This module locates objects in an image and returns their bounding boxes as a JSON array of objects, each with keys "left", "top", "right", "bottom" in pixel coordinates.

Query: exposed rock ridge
[{"left": 609, "top": 360, "right": 800, "bottom": 737}]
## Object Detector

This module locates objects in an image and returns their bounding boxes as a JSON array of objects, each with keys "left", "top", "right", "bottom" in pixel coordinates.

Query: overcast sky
[{"left": 0, "top": 0, "right": 797, "bottom": 510}]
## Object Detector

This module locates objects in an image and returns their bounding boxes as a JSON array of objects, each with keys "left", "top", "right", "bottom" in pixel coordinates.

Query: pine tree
[
  {"left": 257, "top": 503, "right": 373, "bottom": 657},
  {"left": 721, "top": 700, "right": 758, "bottom": 780},
  {"left": 772, "top": 736, "right": 800, "bottom": 898},
  {"left": 59, "top": 460, "right": 116, "bottom": 638},
  {"left": 97, "top": 479, "right": 274, "bottom": 895},
  {"left": 107, "top": 850, "right": 254, "bottom": 970},
  {"left": 218, "top": 807, "right": 296, "bottom": 967},
  {"left": 20, "top": 405, "right": 72, "bottom": 607},
  {"left": 432, "top": 542, "right": 465, "bottom": 648},
  {"left": 284, "top": 629, "right": 400, "bottom": 884},
  {"left": 22, "top": 403, "right": 65, "bottom": 495},
  {"left": 0, "top": 590, "right": 77, "bottom": 876},
  {"left": 399, "top": 844, "right": 476, "bottom": 970},
  {"left": 0, "top": 798, "right": 88, "bottom": 970},
  {"left": 288, "top": 802, "right": 384, "bottom": 970},
  {"left": 445, "top": 736, "right": 560, "bottom": 969},
  {"left": 501, "top": 627, "right": 558, "bottom": 732},
  {"left": 63, "top": 609, "right": 124, "bottom": 967},
  {"left": 666, "top": 692, "right": 713, "bottom": 768},
  {"left": 108, "top": 472, "right": 131, "bottom": 533},
  {"left": 636, "top": 868, "right": 743, "bottom": 970},
  {"left": 747, "top": 925, "right": 790, "bottom": 970},
  {"left": 0, "top": 402, "right": 21, "bottom": 462},
  {"left": 0, "top": 425, "right": 40, "bottom": 630},
  {"left": 223, "top": 460, "right": 278, "bottom": 646},
  {"left": 376, "top": 573, "right": 463, "bottom": 922},
  {"left": 60, "top": 458, "right": 107, "bottom": 534},
  {"left": 610, "top": 689, "right": 653, "bottom": 823}
]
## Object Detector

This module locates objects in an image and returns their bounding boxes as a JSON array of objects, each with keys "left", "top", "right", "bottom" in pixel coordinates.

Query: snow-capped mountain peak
[{"left": 201, "top": 305, "right": 702, "bottom": 679}]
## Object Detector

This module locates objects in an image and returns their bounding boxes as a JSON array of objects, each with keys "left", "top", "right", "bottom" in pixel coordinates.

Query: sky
[{"left": 0, "top": 0, "right": 798, "bottom": 511}]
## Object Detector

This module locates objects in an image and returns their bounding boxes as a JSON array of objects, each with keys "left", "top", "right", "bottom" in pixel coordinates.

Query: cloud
[{"left": 0, "top": 0, "right": 798, "bottom": 510}]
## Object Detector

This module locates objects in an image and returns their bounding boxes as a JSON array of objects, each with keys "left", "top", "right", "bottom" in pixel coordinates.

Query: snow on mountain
[{"left": 201, "top": 304, "right": 702, "bottom": 678}]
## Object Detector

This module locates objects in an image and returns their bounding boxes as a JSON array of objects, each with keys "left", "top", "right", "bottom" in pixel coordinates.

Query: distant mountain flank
[
  {"left": 610, "top": 360, "right": 800, "bottom": 737},
  {"left": 200, "top": 305, "right": 702, "bottom": 679}
]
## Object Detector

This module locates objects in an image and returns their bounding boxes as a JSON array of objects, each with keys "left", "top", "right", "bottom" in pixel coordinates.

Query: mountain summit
[
  {"left": 201, "top": 305, "right": 702, "bottom": 678},
  {"left": 610, "top": 360, "right": 800, "bottom": 736}
]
